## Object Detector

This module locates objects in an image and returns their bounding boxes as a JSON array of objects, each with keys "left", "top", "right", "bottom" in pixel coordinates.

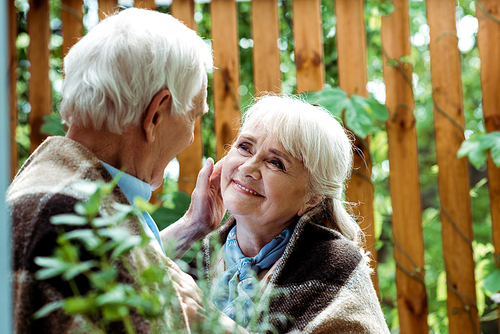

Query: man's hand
[
  {"left": 160, "top": 157, "right": 226, "bottom": 258},
  {"left": 166, "top": 258, "right": 248, "bottom": 334},
  {"left": 186, "top": 157, "right": 226, "bottom": 234}
]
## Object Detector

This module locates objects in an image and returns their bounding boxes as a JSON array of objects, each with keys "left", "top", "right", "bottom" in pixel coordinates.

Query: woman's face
[{"left": 221, "top": 124, "right": 314, "bottom": 233}]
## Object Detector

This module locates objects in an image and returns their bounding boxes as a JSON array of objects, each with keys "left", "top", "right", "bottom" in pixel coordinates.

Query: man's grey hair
[
  {"left": 239, "top": 95, "right": 362, "bottom": 246},
  {"left": 60, "top": 8, "right": 213, "bottom": 134}
]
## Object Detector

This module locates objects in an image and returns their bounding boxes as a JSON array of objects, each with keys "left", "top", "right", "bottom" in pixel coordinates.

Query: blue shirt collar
[{"left": 100, "top": 161, "right": 152, "bottom": 204}]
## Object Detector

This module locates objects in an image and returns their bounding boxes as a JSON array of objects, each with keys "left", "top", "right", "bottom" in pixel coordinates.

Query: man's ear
[
  {"left": 143, "top": 89, "right": 172, "bottom": 143},
  {"left": 298, "top": 195, "right": 325, "bottom": 216}
]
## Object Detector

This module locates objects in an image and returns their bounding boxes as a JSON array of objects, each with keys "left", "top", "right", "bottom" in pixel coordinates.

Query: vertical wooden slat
[
  {"left": 171, "top": 0, "right": 202, "bottom": 195},
  {"left": 335, "top": 0, "right": 378, "bottom": 294},
  {"left": 9, "top": 0, "right": 18, "bottom": 179},
  {"left": 426, "top": 1, "right": 479, "bottom": 333},
  {"left": 292, "top": 0, "right": 324, "bottom": 93},
  {"left": 476, "top": 1, "right": 500, "bottom": 327},
  {"left": 28, "top": 0, "right": 51, "bottom": 153},
  {"left": 61, "top": 0, "right": 83, "bottom": 58},
  {"left": 134, "top": 0, "right": 156, "bottom": 10},
  {"left": 98, "top": 0, "right": 118, "bottom": 21},
  {"left": 251, "top": 0, "right": 281, "bottom": 95},
  {"left": 211, "top": 0, "right": 240, "bottom": 160},
  {"left": 381, "top": 0, "right": 428, "bottom": 331}
]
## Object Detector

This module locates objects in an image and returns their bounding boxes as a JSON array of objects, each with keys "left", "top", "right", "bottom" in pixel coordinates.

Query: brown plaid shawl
[
  {"left": 200, "top": 207, "right": 390, "bottom": 334},
  {"left": 7, "top": 136, "right": 189, "bottom": 334}
]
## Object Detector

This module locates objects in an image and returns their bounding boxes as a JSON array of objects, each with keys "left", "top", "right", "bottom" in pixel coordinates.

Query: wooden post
[
  {"left": 476, "top": 1, "right": 500, "bottom": 327},
  {"left": 251, "top": 0, "right": 281, "bottom": 96},
  {"left": 28, "top": 0, "right": 51, "bottom": 153},
  {"left": 292, "top": 0, "right": 324, "bottom": 93},
  {"left": 426, "top": 1, "right": 479, "bottom": 333},
  {"left": 61, "top": 0, "right": 83, "bottom": 57},
  {"left": 171, "top": 0, "right": 203, "bottom": 195},
  {"left": 98, "top": 0, "right": 118, "bottom": 21},
  {"left": 134, "top": 0, "right": 156, "bottom": 10},
  {"left": 9, "top": 0, "right": 17, "bottom": 179},
  {"left": 211, "top": 0, "right": 240, "bottom": 161},
  {"left": 335, "top": 0, "right": 378, "bottom": 294},
  {"left": 381, "top": 0, "right": 428, "bottom": 331}
]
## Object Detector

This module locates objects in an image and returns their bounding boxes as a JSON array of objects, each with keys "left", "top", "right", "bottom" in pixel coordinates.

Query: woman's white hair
[
  {"left": 240, "top": 95, "right": 363, "bottom": 247},
  {"left": 60, "top": 8, "right": 213, "bottom": 134}
]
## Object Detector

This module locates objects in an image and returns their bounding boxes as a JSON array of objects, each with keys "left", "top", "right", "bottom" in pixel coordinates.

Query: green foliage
[
  {"left": 41, "top": 112, "right": 67, "bottom": 136},
  {"left": 458, "top": 131, "right": 500, "bottom": 169},
  {"left": 305, "top": 85, "right": 389, "bottom": 138},
  {"left": 34, "top": 177, "right": 283, "bottom": 333}
]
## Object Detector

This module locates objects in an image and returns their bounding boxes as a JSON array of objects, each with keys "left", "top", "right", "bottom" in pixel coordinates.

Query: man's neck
[{"left": 66, "top": 124, "right": 153, "bottom": 185}]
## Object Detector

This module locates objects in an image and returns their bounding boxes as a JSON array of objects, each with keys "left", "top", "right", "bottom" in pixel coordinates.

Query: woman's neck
[{"left": 234, "top": 217, "right": 298, "bottom": 257}]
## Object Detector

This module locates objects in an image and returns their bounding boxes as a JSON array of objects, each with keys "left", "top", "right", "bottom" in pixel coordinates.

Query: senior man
[{"left": 7, "top": 8, "right": 244, "bottom": 334}]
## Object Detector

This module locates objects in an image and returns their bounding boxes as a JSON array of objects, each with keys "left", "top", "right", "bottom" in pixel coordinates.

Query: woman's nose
[{"left": 239, "top": 158, "right": 261, "bottom": 180}]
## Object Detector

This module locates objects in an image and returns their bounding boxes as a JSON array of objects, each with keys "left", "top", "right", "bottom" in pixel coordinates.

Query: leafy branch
[
  {"left": 303, "top": 85, "right": 389, "bottom": 139},
  {"left": 457, "top": 131, "right": 500, "bottom": 169}
]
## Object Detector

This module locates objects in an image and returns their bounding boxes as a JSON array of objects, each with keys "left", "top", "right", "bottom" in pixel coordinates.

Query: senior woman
[{"left": 198, "top": 96, "right": 389, "bottom": 333}]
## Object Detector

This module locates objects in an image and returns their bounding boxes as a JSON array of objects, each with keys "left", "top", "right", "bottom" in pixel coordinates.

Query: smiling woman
[{"left": 197, "top": 95, "right": 390, "bottom": 333}]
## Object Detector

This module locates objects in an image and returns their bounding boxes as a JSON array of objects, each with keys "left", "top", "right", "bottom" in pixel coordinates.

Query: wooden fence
[{"left": 7, "top": 0, "right": 500, "bottom": 333}]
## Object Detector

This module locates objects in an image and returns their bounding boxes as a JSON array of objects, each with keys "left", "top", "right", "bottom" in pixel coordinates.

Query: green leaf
[
  {"left": 483, "top": 269, "right": 500, "bottom": 294},
  {"left": 95, "top": 285, "right": 129, "bottom": 306},
  {"left": 437, "top": 271, "right": 447, "bottom": 301},
  {"left": 102, "top": 304, "right": 129, "bottom": 320},
  {"left": 97, "top": 227, "right": 130, "bottom": 241},
  {"left": 303, "top": 87, "right": 349, "bottom": 117},
  {"left": 71, "top": 181, "right": 101, "bottom": 196},
  {"left": 345, "top": 97, "right": 372, "bottom": 138},
  {"left": 40, "top": 112, "right": 67, "bottom": 136},
  {"left": 33, "top": 301, "right": 64, "bottom": 319},
  {"left": 64, "top": 296, "right": 96, "bottom": 314},
  {"left": 50, "top": 214, "right": 88, "bottom": 226},
  {"left": 457, "top": 137, "right": 487, "bottom": 169},
  {"left": 486, "top": 132, "right": 500, "bottom": 167},
  {"left": 64, "top": 229, "right": 102, "bottom": 250},
  {"left": 481, "top": 309, "right": 499, "bottom": 322},
  {"left": 111, "top": 236, "right": 143, "bottom": 259},
  {"left": 134, "top": 197, "right": 158, "bottom": 213},
  {"left": 35, "top": 266, "right": 68, "bottom": 280},
  {"left": 61, "top": 260, "right": 99, "bottom": 281},
  {"left": 89, "top": 268, "right": 118, "bottom": 290},
  {"left": 366, "top": 96, "right": 389, "bottom": 121}
]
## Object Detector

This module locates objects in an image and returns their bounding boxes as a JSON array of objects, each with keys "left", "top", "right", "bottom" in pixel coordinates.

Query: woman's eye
[
  {"left": 237, "top": 143, "right": 251, "bottom": 153},
  {"left": 270, "top": 160, "right": 285, "bottom": 171}
]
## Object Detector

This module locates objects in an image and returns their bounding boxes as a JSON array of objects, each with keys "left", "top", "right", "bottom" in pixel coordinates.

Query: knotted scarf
[{"left": 211, "top": 224, "right": 294, "bottom": 326}]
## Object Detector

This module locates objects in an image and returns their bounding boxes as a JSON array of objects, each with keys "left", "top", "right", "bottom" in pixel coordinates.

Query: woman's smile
[{"left": 232, "top": 180, "right": 263, "bottom": 196}]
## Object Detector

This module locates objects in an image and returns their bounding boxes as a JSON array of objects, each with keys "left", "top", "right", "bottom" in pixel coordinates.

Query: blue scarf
[{"left": 211, "top": 225, "right": 294, "bottom": 326}]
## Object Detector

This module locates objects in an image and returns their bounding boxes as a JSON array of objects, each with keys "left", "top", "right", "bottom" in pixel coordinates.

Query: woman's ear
[
  {"left": 298, "top": 195, "right": 324, "bottom": 216},
  {"left": 143, "top": 89, "right": 171, "bottom": 143}
]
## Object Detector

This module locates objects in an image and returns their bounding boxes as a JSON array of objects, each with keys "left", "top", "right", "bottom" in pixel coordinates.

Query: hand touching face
[{"left": 221, "top": 125, "right": 314, "bottom": 235}]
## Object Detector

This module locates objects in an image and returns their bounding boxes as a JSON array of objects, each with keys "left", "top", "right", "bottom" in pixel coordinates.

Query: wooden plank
[
  {"left": 292, "top": 0, "right": 324, "bottom": 93},
  {"left": 335, "top": 0, "right": 378, "bottom": 294},
  {"left": 98, "top": 0, "right": 118, "bottom": 21},
  {"left": 211, "top": 0, "right": 240, "bottom": 161},
  {"left": 426, "top": 0, "right": 479, "bottom": 333},
  {"left": 28, "top": 0, "right": 51, "bottom": 153},
  {"left": 381, "top": 0, "right": 428, "bottom": 332},
  {"left": 171, "top": 0, "right": 202, "bottom": 195},
  {"left": 61, "top": 0, "right": 83, "bottom": 57},
  {"left": 9, "top": 0, "right": 18, "bottom": 179},
  {"left": 134, "top": 0, "right": 156, "bottom": 10},
  {"left": 476, "top": 0, "right": 500, "bottom": 326},
  {"left": 251, "top": 0, "right": 281, "bottom": 95}
]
